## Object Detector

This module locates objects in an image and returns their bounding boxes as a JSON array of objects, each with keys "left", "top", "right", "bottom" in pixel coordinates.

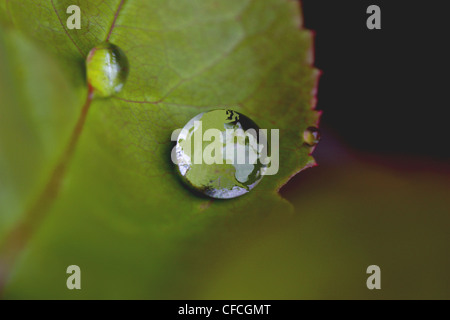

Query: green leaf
[
  {"left": 0, "top": 27, "right": 84, "bottom": 240},
  {"left": 0, "top": 0, "right": 318, "bottom": 298},
  {"left": 201, "top": 162, "right": 450, "bottom": 299}
]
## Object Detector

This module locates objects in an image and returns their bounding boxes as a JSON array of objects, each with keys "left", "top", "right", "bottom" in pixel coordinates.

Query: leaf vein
[{"left": 50, "top": 0, "right": 84, "bottom": 57}]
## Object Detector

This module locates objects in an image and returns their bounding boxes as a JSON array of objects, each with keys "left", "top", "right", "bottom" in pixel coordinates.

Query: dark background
[{"left": 301, "top": 0, "right": 447, "bottom": 160}]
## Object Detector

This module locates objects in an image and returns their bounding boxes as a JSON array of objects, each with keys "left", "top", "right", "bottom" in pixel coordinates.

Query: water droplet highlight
[
  {"left": 174, "top": 109, "right": 267, "bottom": 199},
  {"left": 86, "top": 42, "right": 129, "bottom": 97},
  {"left": 303, "top": 127, "right": 320, "bottom": 146}
]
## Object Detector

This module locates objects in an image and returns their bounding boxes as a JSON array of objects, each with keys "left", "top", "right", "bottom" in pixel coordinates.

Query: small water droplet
[
  {"left": 303, "top": 127, "right": 320, "bottom": 146},
  {"left": 86, "top": 42, "right": 129, "bottom": 97},
  {"left": 174, "top": 109, "right": 267, "bottom": 199}
]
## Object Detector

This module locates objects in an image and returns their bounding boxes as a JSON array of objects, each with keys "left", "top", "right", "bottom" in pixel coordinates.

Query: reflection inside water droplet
[
  {"left": 86, "top": 42, "right": 129, "bottom": 97},
  {"left": 303, "top": 127, "right": 321, "bottom": 146},
  {"left": 174, "top": 109, "right": 267, "bottom": 199}
]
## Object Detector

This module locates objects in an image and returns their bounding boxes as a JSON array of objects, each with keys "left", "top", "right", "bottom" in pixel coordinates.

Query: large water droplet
[
  {"left": 303, "top": 126, "right": 321, "bottom": 146},
  {"left": 174, "top": 109, "right": 267, "bottom": 199},
  {"left": 86, "top": 42, "right": 129, "bottom": 97}
]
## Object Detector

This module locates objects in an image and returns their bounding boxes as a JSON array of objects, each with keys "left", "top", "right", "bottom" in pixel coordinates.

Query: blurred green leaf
[
  {"left": 0, "top": 28, "right": 84, "bottom": 239},
  {"left": 0, "top": 0, "right": 318, "bottom": 298},
  {"left": 201, "top": 162, "right": 450, "bottom": 299}
]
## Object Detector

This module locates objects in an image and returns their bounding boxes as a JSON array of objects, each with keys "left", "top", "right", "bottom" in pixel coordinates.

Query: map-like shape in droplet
[
  {"left": 86, "top": 42, "right": 129, "bottom": 97},
  {"left": 175, "top": 109, "right": 269, "bottom": 199}
]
